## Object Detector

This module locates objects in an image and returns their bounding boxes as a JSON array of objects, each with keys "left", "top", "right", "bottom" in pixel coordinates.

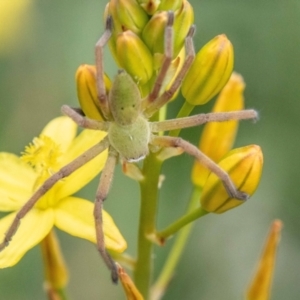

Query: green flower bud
[
  {"left": 158, "top": 0, "right": 183, "bottom": 11},
  {"left": 76, "top": 64, "right": 111, "bottom": 121},
  {"left": 136, "top": 0, "right": 161, "bottom": 15},
  {"left": 108, "top": 0, "right": 149, "bottom": 34},
  {"left": 142, "top": 10, "right": 167, "bottom": 55},
  {"left": 200, "top": 145, "right": 263, "bottom": 214},
  {"left": 116, "top": 30, "right": 153, "bottom": 84},
  {"left": 173, "top": 0, "right": 194, "bottom": 56},
  {"left": 142, "top": 1, "right": 194, "bottom": 57},
  {"left": 182, "top": 34, "right": 234, "bottom": 105}
]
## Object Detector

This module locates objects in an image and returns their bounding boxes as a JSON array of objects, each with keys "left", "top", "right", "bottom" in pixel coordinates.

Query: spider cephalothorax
[{"left": 0, "top": 12, "right": 257, "bottom": 283}]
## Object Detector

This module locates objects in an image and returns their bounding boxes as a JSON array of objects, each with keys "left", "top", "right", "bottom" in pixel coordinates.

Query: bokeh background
[{"left": 0, "top": 0, "right": 300, "bottom": 299}]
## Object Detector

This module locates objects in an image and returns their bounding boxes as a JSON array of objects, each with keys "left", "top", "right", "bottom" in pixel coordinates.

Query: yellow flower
[{"left": 0, "top": 116, "right": 127, "bottom": 267}]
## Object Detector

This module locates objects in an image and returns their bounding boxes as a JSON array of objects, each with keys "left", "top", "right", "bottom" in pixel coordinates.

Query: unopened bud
[
  {"left": 142, "top": 2, "right": 194, "bottom": 57},
  {"left": 116, "top": 30, "right": 153, "bottom": 84},
  {"left": 137, "top": 0, "right": 160, "bottom": 15},
  {"left": 201, "top": 145, "right": 263, "bottom": 213},
  {"left": 192, "top": 72, "right": 245, "bottom": 187},
  {"left": 118, "top": 264, "right": 144, "bottom": 300},
  {"left": 76, "top": 64, "right": 111, "bottom": 121},
  {"left": 159, "top": 0, "right": 184, "bottom": 11},
  {"left": 246, "top": 220, "right": 283, "bottom": 300},
  {"left": 41, "top": 230, "right": 68, "bottom": 290},
  {"left": 142, "top": 10, "right": 168, "bottom": 55},
  {"left": 108, "top": 0, "right": 149, "bottom": 34},
  {"left": 182, "top": 34, "right": 234, "bottom": 105}
]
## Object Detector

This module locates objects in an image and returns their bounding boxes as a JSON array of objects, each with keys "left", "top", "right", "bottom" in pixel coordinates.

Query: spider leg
[
  {"left": 151, "top": 135, "right": 248, "bottom": 200},
  {"left": 144, "top": 25, "right": 196, "bottom": 117},
  {"left": 146, "top": 11, "right": 174, "bottom": 104},
  {"left": 93, "top": 147, "right": 119, "bottom": 283},
  {"left": 151, "top": 109, "right": 258, "bottom": 132},
  {"left": 0, "top": 137, "right": 110, "bottom": 251},
  {"left": 95, "top": 15, "right": 113, "bottom": 119},
  {"left": 61, "top": 105, "right": 110, "bottom": 131}
]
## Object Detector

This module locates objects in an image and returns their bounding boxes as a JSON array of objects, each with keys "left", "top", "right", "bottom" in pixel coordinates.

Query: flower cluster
[{"left": 0, "top": 1, "right": 276, "bottom": 300}]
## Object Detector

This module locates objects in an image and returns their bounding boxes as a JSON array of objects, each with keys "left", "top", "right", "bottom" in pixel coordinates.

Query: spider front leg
[
  {"left": 144, "top": 22, "right": 196, "bottom": 117},
  {"left": 61, "top": 105, "right": 110, "bottom": 131},
  {"left": 95, "top": 15, "right": 113, "bottom": 119},
  {"left": 151, "top": 109, "right": 258, "bottom": 132},
  {"left": 151, "top": 135, "right": 248, "bottom": 200},
  {"left": 94, "top": 147, "right": 119, "bottom": 283},
  {"left": 0, "top": 137, "right": 110, "bottom": 251}
]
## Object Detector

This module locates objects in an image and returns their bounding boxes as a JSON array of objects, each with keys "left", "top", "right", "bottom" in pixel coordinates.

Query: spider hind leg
[{"left": 151, "top": 135, "right": 249, "bottom": 201}]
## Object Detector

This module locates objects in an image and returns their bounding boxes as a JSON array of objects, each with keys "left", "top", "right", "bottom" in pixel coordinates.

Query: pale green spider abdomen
[
  {"left": 108, "top": 115, "right": 151, "bottom": 162},
  {"left": 108, "top": 70, "right": 141, "bottom": 126}
]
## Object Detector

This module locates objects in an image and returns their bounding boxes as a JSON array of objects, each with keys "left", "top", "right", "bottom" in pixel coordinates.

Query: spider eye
[
  {"left": 121, "top": 107, "right": 124, "bottom": 110},
  {"left": 132, "top": 104, "right": 135, "bottom": 108}
]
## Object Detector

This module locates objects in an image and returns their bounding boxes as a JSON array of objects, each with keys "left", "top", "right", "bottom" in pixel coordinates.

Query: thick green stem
[
  {"left": 134, "top": 152, "right": 163, "bottom": 299},
  {"left": 151, "top": 187, "right": 203, "bottom": 300}
]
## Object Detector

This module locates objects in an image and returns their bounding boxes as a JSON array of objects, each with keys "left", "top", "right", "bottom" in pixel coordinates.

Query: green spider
[{"left": 0, "top": 12, "right": 257, "bottom": 283}]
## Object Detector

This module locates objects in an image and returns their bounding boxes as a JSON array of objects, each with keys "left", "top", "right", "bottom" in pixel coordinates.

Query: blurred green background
[{"left": 1, "top": 0, "right": 300, "bottom": 299}]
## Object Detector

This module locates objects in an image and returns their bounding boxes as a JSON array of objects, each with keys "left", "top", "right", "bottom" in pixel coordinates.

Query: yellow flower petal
[
  {"left": 54, "top": 197, "right": 127, "bottom": 253},
  {"left": 41, "top": 116, "right": 77, "bottom": 153},
  {"left": 55, "top": 129, "right": 108, "bottom": 199},
  {"left": 0, "top": 153, "right": 37, "bottom": 211},
  {"left": 0, "top": 208, "right": 54, "bottom": 267}
]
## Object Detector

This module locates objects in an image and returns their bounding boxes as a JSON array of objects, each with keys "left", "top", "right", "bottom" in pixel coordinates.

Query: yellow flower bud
[
  {"left": 173, "top": 0, "right": 194, "bottom": 56},
  {"left": 246, "top": 220, "right": 283, "bottom": 300},
  {"left": 159, "top": 0, "right": 184, "bottom": 10},
  {"left": 118, "top": 264, "right": 144, "bottom": 300},
  {"left": 108, "top": 0, "right": 149, "bottom": 35},
  {"left": 142, "top": 2, "right": 194, "bottom": 57},
  {"left": 116, "top": 30, "right": 153, "bottom": 84},
  {"left": 192, "top": 72, "right": 245, "bottom": 187},
  {"left": 201, "top": 145, "right": 263, "bottom": 214},
  {"left": 76, "top": 64, "right": 111, "bottom": 121},
  {"left": 137, "top": 0, "right": 160, "bottom": 15},
  {"left": 181, "top": 34, "right": 234, "bottom": 105},
  {"left": 41, "top": 230, "right": 68, "bottom": 290},
  {"left": 142, "top": 10, "right": 167, "bottom": 55}
]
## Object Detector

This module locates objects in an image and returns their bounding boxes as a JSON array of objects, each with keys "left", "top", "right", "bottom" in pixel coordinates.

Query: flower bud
[
  {"left": 41, "top": 230, "right": 68, "bottom": 290},
  {"left": 192, "top": 72, "right": 245, "bottom": 187},
  {"left": 108, "top": 0, "right": 149, "bottom": 35},
  {"left": 159, "top": 0, "right": 184, "bottom": 10},
  {"left": 136, "top": 0, "right": 160, "bottom": 15},
  {"left": 200, "top": 145, "right": 263, "bottom": 214},
  {"left": 116, "top": 30, "right": 153, "bottom": 84},
  {"left": 142, "top": 2, "right": 194, "bottom": 57},
  {"left": 76, "top": 64, "right": 111, "bottom": 121},
  {"left": 118, "top": 264, "right": 143, "bottom": 300},
  {"left": 173, "top": 0, "right": 194, "bottom": 56},
  {"left": 246, "top": 220, "right": 283, "bottom": 300},
  {"left": 142, "top": 10, "right": 167, "bottom": 55},
  {"left": 181, "top": 34, "right": 234, "bottom": 105}
]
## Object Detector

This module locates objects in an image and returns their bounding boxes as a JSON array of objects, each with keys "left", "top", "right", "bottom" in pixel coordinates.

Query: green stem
[
  {"left": 169, "top": 101, "right": 195, "bottom": 137},
  {"left": 134, "top": 152, "right": 163, "bottom": 299},
  {"left": 157, "top": 205, "right": 208, "bottom": 240},
  {"left": 151, "top": 187, "right": 204, "bottom": 300}
]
